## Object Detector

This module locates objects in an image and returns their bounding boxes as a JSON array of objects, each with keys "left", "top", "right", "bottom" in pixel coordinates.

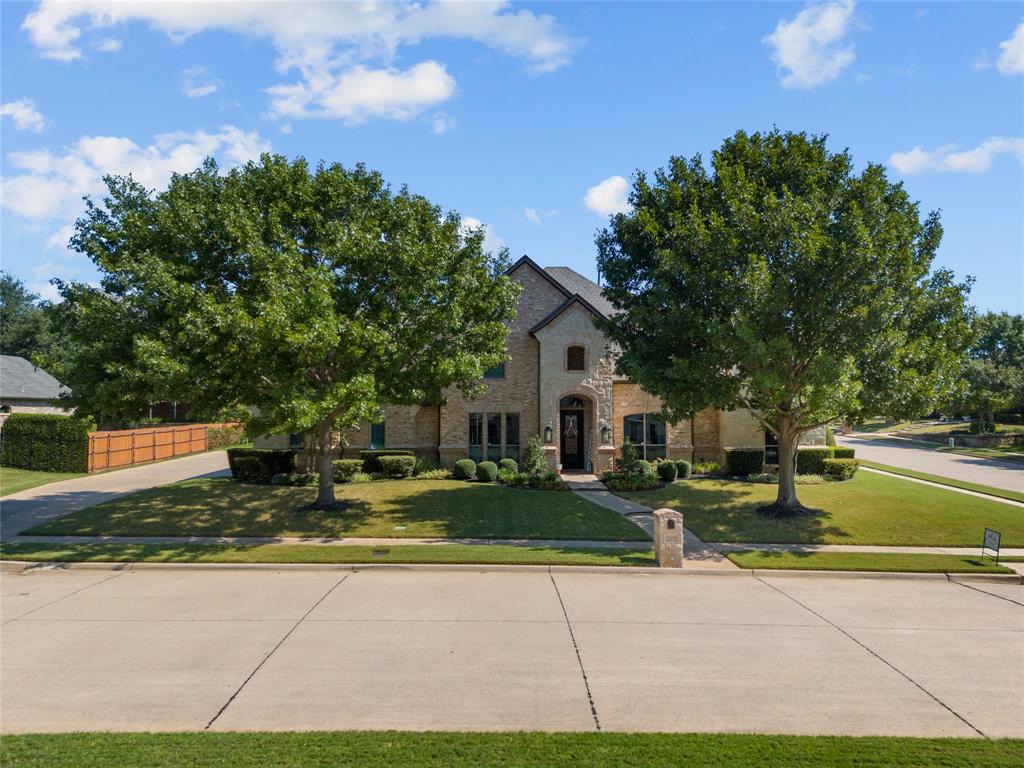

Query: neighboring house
[
  {"left": 0, "top": 355, "right": 71, "bottom": 424},
  {"left": 258, "top": 257, "right": 823, "bottom": 471}
]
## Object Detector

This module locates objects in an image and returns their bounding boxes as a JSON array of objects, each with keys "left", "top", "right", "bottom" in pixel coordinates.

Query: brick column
[{"left": 653, "top": 508, "right": 684, "bottom": 568}]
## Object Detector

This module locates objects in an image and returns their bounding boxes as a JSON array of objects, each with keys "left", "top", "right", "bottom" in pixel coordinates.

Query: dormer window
[{"left": 566, "top": 345, "right": 585, "bottom": 371}]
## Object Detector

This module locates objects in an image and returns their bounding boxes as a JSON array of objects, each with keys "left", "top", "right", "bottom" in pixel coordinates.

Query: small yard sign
[{"left": 981, "top": 528, "right": 1001, "bottom": 563}]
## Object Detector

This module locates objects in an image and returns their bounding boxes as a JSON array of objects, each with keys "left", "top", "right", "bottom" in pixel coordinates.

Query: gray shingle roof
[
  {"left": 0, "top": 356, "right": 67, "bottom": 401},
  {"left": 544, "top": 266, "right": 615, "bottom": 317}
]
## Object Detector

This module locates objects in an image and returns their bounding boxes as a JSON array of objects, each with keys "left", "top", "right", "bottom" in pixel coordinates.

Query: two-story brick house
[{"left": 259, "top": 255, "right": 791, "bottom": 472}]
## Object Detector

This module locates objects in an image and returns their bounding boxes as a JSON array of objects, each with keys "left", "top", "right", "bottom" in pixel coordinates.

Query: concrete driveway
[
  {"left": 2, "top": 566, "right": 1020, "bottom": 737},
  {"left": 838, "top": 434, "right": 1024, "bottom": 494},
  {"left": 0, "top": 451, "right": 230, "bottom": 539}
]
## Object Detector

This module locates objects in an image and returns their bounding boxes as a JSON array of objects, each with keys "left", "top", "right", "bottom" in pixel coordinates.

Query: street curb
[{"left": 3, "top": 560, "right": 1020, "bottom": 582}]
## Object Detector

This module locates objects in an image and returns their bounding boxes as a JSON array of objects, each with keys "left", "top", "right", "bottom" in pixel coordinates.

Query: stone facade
[{"left": 255, "top": 257, "right": 824, "bottom": 468}]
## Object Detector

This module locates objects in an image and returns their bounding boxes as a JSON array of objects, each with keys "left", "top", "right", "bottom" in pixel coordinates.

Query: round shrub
[
  {"left": 634, "top": 459, "right": 653, "bottom": 477},
  {"left": 332, "top": 459, "right": 364, "bottom": 483},
  {"left": 795, "top": 448, "right": 832, "bottom": 475},
  {"left": 453, "top": 459, "right": 476, "bottom": 480},
  {"left": 657, "top": 461, "right": 678, "bottom": 482},
  {"left": 823, "top": 458, "right": 859, "bottom": 480},
  {"left": 498, "top": 458, "right": 518, "bottom": 474},
  {"left": 674, "top": 460, "right": 692, "bottom": 478},
  {"left": 476, "top": 461, "right": 499, "bottom": 482},
  {"left": 379, "top": 455, "right": 416, "bottom": 478}
]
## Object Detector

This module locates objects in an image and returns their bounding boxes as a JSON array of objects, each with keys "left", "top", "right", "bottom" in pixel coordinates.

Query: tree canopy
[
  {"left": 0, "top": 272, "right": 56, "bottom": 361},
  {"left": 949, "top": 311, "right": 1024, "bottom": 420},
  {"left": 53, "top": 154, "right": 520, "bottom": 506},
  {"left": 596, "top": 129, "right": 973, "bottom": 515}
]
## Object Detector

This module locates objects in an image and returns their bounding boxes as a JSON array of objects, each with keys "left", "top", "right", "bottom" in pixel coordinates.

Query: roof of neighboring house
[
  {"left": 543, "top": 266, "right": 616, "bottom": 318},
  {"left": 0, "top": 356, "right": 68, "bottom": 401}
]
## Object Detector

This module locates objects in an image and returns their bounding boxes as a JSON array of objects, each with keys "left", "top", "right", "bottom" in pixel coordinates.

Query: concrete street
[
  {"left": 2, "top": 566, "right": 1021, "bottom": 737},
  {"left": 838, "top": 433, "right": 1024, "bottom": 494}
]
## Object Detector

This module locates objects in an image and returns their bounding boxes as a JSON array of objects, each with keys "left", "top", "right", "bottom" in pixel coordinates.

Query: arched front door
[{"left": 559, "top": 396, "right": 586, "bottom": 471}]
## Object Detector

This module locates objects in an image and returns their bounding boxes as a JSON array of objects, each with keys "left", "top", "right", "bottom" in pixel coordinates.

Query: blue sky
[{"left": 2, "top": 1, "right": 1022, "bottom": 312}]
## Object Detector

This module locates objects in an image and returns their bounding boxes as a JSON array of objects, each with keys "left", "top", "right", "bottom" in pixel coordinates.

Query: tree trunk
[
  {"left": 759, "top": 412, "right": 812, "bottom": 518},
  {"left": 314, "top": 420, "right": 338, "bottom": 509}
]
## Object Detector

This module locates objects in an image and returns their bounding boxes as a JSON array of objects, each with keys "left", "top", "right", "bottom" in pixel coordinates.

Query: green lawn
[
  {"left": 24, "top": 477, "right": 650, "bottom": 541},
  {"left": 725, "top": 550, "right": 1014, "bottom": 574},
  {"left": 0, "top": 467, "right": 84, "bottom": 496},
  {"left": 859, "top": 460, "right": 1024, "bottom": 503},
  {"left": 3, "top": 732, "right": 1021, "bottom": 768},
  {"left": 624, "top": 472, "right": 1024, "bottom": 546},
  {"left": 0, "top": 542, "right": 654, "bottom": 567}
]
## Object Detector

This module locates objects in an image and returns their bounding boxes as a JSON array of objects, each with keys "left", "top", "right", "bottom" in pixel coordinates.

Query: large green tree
[
  {"left": 54, "top": 155, "right": 520, "bottom": 507},
  {"left": 0, "top": 272, "right": 53, "bottom": 360},
  {"left": 597, "top": 130, "right": 972, "bottom": 516},
  {"left": 951, "top": 312, "right": 1024, "bottom": 420}
]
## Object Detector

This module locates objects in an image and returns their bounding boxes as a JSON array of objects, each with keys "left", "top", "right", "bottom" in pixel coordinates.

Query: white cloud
[
  {"left": 584, "top": 176, "right": 631, "bottom": 216},
  {"left": 1, "top": 98, "right": 46, "bottom": 132},
  {"left": 462, "top": 216, "right": 505, "bottom": 253},
  {"left": 888, "top": 137, "right": 1024, "bottom": 175},
  {"left": 764, "top": 0, "right": 856, "bottom": 89},
  {"left": 182, "top": 64, "right": 221, "bottom": 99},
  {"left": 0, "top": 125, "right": 270, "bottom": 226},
  {"left": 997, "top": 22, "right": 1024, "bottom": 75},
  {"left": 267, "top": 61, "right": 455, "bottom": 124},
  {"left": 524, "top": 207, "right": 541, "bottom": 225},
  {"left": 431, "top": 112, "right": 455, "bottom": 134},
  {"left": 95, "top": 36, "right": 121, "bottom": 52},
  {"left": 22, "top": 1, "right": 577, "bottom": 125}
]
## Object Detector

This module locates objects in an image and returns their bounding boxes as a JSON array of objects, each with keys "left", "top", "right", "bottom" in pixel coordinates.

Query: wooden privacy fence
[{"left": 88, "top": 424, "right": 216, "bottom": 473}]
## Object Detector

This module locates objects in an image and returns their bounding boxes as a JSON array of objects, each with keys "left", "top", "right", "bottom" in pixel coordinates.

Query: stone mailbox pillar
[{"left": 653, "top": 508, "right": 684, "bottom": 568}]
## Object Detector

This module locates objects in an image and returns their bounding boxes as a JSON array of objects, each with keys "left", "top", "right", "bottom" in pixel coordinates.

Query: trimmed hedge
[
  {"left": 823, "top": 458, "right": 859, "bottom": 480},
  {"left": 725, "top": 448, "right": 764, "bottom": 477},
  {"left": 657, "top": 461, "right": 678, "bottom": 482},
  {"left": 675, "top": 460, "right": 692, "bottom": 478},
  {"left": 359, "top": 449, "right": 415, "bottom": 473},
  {"left": 831, "top": 446, "right": 855, "bottom": 459},
  {"left": 233, "top": 456, "right": 264, "bottom": 484},
  {"left": 332, "top": 459, "right": 365, "bottom": 483},
  {"left": 207, "top": 424, "right": 245, "bottom": 450},
  {"left": 0, "top": 414, "right": 91, "bottom": 472},
  {"left": 380, "top": 455, "right": 416, "bottom": 478},
  {"left": 226, "top": 448, "right": 296, "bottom": 483},
  {"left": 796, "top": 448, "right": 832, "bottom": 475},
  {"left": 453, "top": 459, "right": 476, "bottom": 480},
  {"left": 498, "top": 458, "right": 518, "bottom": 474},
  {"left": 476, "top": 461, "right": 499, "bottom": 482},
  {"left": 634, "top": 459, "right": 653, "bottom": 477}
]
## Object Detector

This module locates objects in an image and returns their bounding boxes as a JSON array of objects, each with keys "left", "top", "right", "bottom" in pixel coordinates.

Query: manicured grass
[
  {"left": 25, "top": 477, "right": 650, "bottom": 541},
  {"left": 0, "top": 542, "right": 654, "bottom": 567},
  {"left": 624, "top": 472, "right": 1024, "bottom": 546},
  {"left": 3, "top": 732, "right": 1021, "bottom": 768},
  {"left": 0, "top": 467, "right": 84, "bottom": 496},
  {"left": 859, "top": 461, "right": 1024, "bottom": 503},
  {"left": 853, "top": 418, "right": 918, "bottom": 433},
  {"left": 725, "top": 550, "right": 1014, "bottom": 574},
  {"left": 895, "top": 421, "right": 1024, "bottom": 436}
]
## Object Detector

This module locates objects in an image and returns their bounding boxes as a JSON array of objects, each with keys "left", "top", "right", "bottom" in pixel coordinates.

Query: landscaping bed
[
  {"left": 23, "top": 477, "right": 650, "bottom": 541},
  {"left": 725, "top": 551, "right": 1014, "bottom": 574},
  {"left": 2, "top": 732, "right": 1020, "bottom": 768},
  {"left": 621, "top": 472, "right": 1024, "bottom": 546}
]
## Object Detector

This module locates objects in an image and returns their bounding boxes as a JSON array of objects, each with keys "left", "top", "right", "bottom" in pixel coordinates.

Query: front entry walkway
[{"left": 563, "top": 474, "right": 737, "bottom": 569}]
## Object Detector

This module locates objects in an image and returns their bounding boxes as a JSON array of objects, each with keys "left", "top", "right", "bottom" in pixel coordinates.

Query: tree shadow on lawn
[
  {"left": 25, "top": 477, "right": 650, "bottom": 542},
  {"left": 628, "top": 481, "right": 852, "bottom": 544}
]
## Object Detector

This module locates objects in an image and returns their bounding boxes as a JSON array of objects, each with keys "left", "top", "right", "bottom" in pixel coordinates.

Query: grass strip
[
  {"left": 3, "top": 731, "right": 1022, "bottom": 768},
  {"left": 725, "top": 550, "right": 1013, "bottom": 574},
  {"left": 0, "top": 468, "right": 85, "bottom": 497},
  {"left": 859, "top": 461, "right": 1024, "bottom": 504},
  {"left": 0, "top": 542, "right": 655, "bottom": 567}
]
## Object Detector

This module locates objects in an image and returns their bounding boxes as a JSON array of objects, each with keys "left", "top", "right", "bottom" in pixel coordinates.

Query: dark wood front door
[{"left": 560, "top": 410, "right": 584, "bottom": 471}]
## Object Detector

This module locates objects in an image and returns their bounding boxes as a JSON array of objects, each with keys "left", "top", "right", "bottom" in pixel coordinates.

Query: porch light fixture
[
  {"left": 544, "top": 422, "right": 553, "bottom": 443},
  {"left": 601, "top": 424, "right": 611, "bottom": 445}
]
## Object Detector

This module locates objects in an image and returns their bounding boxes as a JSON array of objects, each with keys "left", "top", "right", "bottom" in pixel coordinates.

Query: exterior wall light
[{"left": 544, "top": 423, "right": 553, "bottom": 443}]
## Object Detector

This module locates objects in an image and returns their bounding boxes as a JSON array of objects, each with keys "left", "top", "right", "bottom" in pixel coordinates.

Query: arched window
[{"left": 566, "top": 345, "right": 585, "bottom": 371}]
